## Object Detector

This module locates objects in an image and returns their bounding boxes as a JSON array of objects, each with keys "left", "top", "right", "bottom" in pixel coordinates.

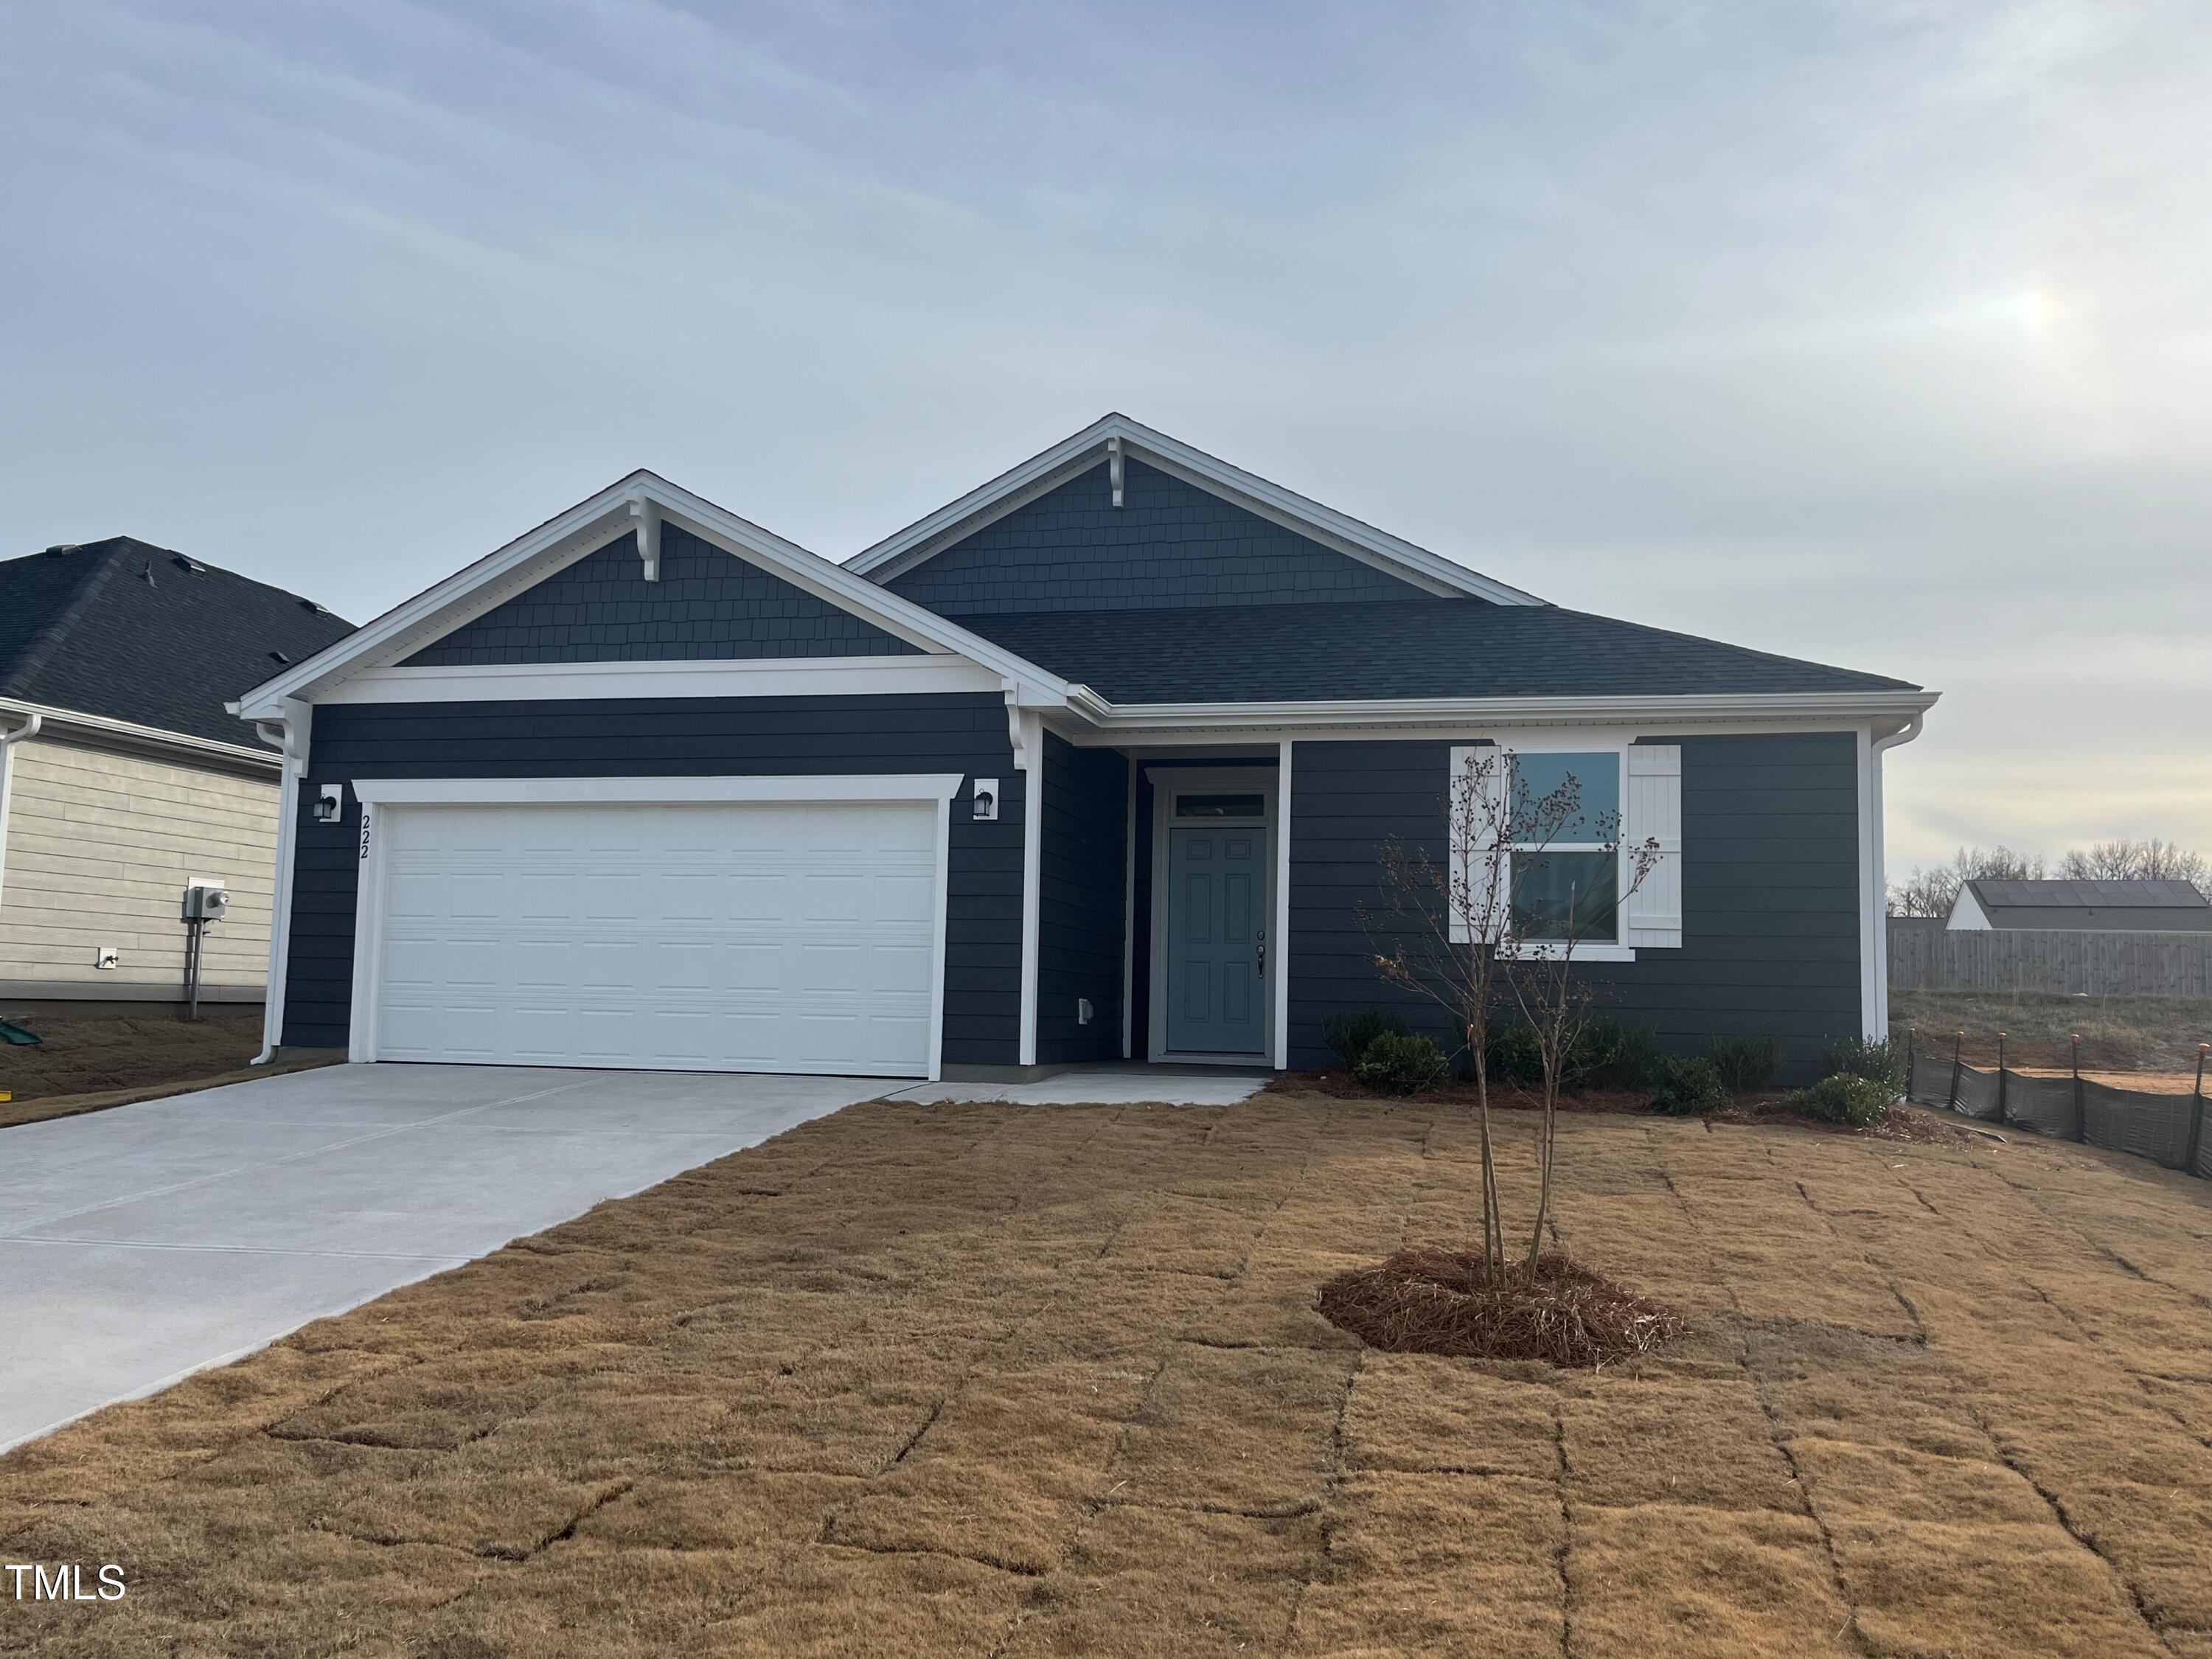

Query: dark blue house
[{"left": 235, "top": 416, "right": 1934, "bottom": 1085}]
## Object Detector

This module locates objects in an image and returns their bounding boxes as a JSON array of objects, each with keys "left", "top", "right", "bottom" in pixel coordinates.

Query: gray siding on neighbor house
[
  {"left": 883, "top": 458, "right": 1438, "bottom": 617},
  {"left": 279, "top": 694, "right": 1020, "bottom": 1064},
  {"left": 1035, "top": 733, "right": 1127, "bottom": 1065},
  {"left": 1287, "top": 733, "right": 1864, "bottom": 1084},
  {"left": 404, "top": 524, "right": 920, "bottom": 664}
]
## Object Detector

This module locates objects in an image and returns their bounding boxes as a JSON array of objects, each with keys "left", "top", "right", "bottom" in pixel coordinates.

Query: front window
[{"left": 1508, "top": 752, "right": 1621, "bottom": 943}]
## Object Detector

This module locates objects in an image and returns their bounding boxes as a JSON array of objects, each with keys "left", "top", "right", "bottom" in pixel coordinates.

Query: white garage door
[{"left": 364, "top": 799, "right": 942, "bottom": 1076}]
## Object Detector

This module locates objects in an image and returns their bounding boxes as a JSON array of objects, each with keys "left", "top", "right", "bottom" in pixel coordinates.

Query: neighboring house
[
  {"left": 1947, "top": 878, "right": 2212, "bottom": 932},
  {"left": 0, "top": 539, "right": 355, "bottom": 1006},
  {"left": 234, "top": 415, "right": 1936, "bottom": 1083}
]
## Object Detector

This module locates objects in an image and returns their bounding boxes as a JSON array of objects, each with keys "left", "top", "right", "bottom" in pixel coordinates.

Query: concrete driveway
[{"left": 0, "top": 1064, "right": 886, "bottom": 1452}]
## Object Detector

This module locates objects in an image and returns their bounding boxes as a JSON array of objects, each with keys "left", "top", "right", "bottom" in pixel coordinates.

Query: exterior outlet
[{"left": 1077, "top": 997, "right": 1094, "bottom": 1026}]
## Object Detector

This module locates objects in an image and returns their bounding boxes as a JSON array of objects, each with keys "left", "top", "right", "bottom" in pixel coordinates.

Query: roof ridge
[{"left": 0, "top": 543, "right": 127, "bottom": 701}]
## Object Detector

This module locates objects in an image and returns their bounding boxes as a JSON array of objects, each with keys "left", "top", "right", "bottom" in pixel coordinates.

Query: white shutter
[
  {"left": 1624, "top": 745, "right": 1683, "bottom": 948},
  {"left": 1447, "top": 745, "right": 1508, "bottom": 944}
]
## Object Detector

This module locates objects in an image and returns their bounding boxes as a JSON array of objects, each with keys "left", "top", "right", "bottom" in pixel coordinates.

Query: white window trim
[
  {"left": 344, "top": 773, "right": 961, "bottom": 1078},
  {"left": 1449, "top": 735, "right": 1639, "bottom": 961},
  {"left": 1144, "top": 764, "right": 1279, "bottom": 1066}
]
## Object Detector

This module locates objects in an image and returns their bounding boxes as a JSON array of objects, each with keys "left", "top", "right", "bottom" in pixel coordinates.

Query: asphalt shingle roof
[
  {"left": 1969, "top": 879, "right": 2210, "bottom": 911},
  {"left": 0, "top": 538, "right": 355, "bottom": 749},
  {"left": 957, "top": 599, "right": 1919, "bottom": 705}
]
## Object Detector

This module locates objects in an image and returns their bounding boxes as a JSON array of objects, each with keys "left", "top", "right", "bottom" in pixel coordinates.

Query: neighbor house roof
[
  {"left": 0, "top": 538, "right": 355, "bottom": 751},
  {"left": 955, "top": 599, "right": 1919, "bottom": 705},
  {"left": 1959, "top": 878, "right": 2212, "bottom": 932}
]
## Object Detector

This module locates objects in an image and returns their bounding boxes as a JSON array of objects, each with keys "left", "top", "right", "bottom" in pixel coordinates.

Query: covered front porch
[{"left": 1020, "top": 736, "right": 1291, "bottom": 1077}]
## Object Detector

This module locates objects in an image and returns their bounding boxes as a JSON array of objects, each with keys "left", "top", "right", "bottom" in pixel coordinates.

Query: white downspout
[
  {"left": 1017, "top": 709, "right": 1043, "bottom": 1069},
  {"left": 249, "top": 705, "right": 311, "bottom": 1065},
  {"left": 1866, "top": 713, "right": 1924, "bottom": 1040},
  {"left": 0, "top": 712, "right": 46, "bottom": 930}
]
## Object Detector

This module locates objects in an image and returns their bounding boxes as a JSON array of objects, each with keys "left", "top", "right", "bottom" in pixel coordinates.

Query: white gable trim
[
  {"left": 846, "top": 413, "right": 1545, "bottom": 606},
  {"left": 233, "top": 471, "right": 1074, "bottom": 722}
]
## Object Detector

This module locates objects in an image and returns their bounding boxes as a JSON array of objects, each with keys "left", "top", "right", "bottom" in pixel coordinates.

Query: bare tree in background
[
  {"left": 1887, "top": 845, "right": 2046, "bottom": 917},
  {"left": 2059, "top": 838, "right": 2209, "bottom": 889},
  {"left": 1361, "top": 748, "right": 1658, "bottom": 1285}
]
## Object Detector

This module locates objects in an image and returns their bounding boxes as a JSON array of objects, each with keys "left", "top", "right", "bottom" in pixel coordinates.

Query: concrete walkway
[
  {"left": 0, "top": 1064, "right": 885, "bottom": 1452},
  {"left": 889, "top": 1067, "right": 1272, "bottom": 1107}
]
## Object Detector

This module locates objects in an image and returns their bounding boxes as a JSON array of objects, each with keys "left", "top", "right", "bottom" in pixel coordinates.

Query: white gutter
[
  {"left": 0, "top": 696, "right": 279, "bottom": 771},
  {"left": 0, "top": 712, "right": 46, "bottom": 926},
  {"left": 1060, "top": 686, "right": 1940, "bottom": 734}
]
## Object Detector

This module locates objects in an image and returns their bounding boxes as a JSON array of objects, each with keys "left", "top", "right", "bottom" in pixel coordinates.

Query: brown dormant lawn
[{"left": 5, "top": 1091, "right": 2211, "bottom": 1657}]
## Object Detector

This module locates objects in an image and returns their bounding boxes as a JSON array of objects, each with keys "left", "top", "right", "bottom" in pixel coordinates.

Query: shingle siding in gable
[
  {"left": 404, "top": 524, "right": 920, "bottom": 664},
  {"left": 883, "top": 457, "right": 1437, "bottom": 616},
  {"left": 1286, "top": 733, "right": 1864, "bottom": 1085}
]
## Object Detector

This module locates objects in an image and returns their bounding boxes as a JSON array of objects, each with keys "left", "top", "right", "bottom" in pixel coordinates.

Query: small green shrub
[
  {"left": 1705, "top": 1033, "right": 1781, "bottom": 1093},
  {"left": 1488, "top": 1018, "right": 1653, "bottom": 1093},
  {"left": 1327, "top": 1007, "right": 1407, "bottom": 1069},
  {"left": 1788, "top": 1071, "right": 1893, "bottom": 1127},
  {"left": 1487, "top": 1021, "right": 1546, "bottom": 1088},
  {"left": 1354, "top": 1032, "right": 1450, "bottom": 1095},
  {"left": 1817, "top": 1035, "right": 1907, "bottom": 1094},
  {"left": 1585, "top": 1017, "right": 1661, "bottom": 1091},
  {"left": 1647, "top": 1054, "right": 1731, "bottom": 1116}
]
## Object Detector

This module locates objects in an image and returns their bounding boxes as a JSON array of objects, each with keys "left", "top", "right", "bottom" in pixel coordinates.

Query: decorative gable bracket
[{"left": 627, "top": 490, "right": 661, "bottom": 582}]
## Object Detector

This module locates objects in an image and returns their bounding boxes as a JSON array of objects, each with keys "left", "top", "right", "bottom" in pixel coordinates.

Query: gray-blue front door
[{"left": 1166, "top": 825, "right": 1268, "bottom": 1054}]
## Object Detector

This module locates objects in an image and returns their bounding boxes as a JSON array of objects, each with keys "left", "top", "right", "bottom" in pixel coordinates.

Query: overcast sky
[{"left": 3, "top": 1, "right": 2205, "bottom": 876}]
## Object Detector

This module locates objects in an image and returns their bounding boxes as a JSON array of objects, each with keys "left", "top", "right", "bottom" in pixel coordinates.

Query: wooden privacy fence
[
  {"left": 1888, "top": 922, "right": 2212, "bottom": 997},
  {"left": 1908, "top": 1032, "right": 2212, "bottom": 1182}
]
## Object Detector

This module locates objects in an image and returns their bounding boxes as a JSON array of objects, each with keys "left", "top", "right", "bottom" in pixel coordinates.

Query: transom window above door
[{"left": 1175, "top": 792, "right": 1266, "bottom": 818}]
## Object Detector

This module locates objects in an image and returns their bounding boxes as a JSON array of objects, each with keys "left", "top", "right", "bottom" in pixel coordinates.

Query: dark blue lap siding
[
  {"left": 281, "top": 693, "right": 1019, "bottom": 1064},
  {"left": 1286, "top": 734, "right": 1863, "bottom": 1084},
  {"left": 1036, "top": 733, "right": 1127, "bottom": 1065}
]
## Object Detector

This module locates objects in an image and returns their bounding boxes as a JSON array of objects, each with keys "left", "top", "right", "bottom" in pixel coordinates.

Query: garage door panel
[{"left": 369, "top": 797, "right": 941, "bottom": 1077}]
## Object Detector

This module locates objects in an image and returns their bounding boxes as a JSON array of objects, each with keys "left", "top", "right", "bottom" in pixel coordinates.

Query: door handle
[{"left": 1257, "top": 929, "right": 1265, "bottom": 977}]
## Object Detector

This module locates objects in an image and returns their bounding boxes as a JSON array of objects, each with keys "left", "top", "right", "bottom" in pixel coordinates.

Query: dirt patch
[
  {"left": 0, "top": 1006, "right": 262, "bottom": 1101},
  {"left": 1316, "top": 1248, "right": 1682, "bottom": 1366},
  {"left": 1892, "top": 985, "right": 2212, "bottom": 1079},
  {"left": 1711, "top": 1100, "right": 1986, "bottom": 1147},
  {"left": 4, "top": 1093, "right": 2210, "bottom": 1655},
  {"left": 0, "top": 1007, "right": 338, "bottom": 1127}
]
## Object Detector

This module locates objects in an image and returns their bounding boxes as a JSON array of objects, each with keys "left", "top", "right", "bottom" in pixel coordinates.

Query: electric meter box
[{"left": 181, "top": 883, "right": 230, "bottom": 922}]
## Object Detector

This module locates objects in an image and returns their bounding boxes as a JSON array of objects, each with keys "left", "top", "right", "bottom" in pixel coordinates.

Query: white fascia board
[
  {"left": 1055, "top": 687, "right": 1940, "bottom": 738},
  {"left": 846, "top": 413, "right": 1545, "bottom": 606},
  {"left": 234, "top": 471, "right": 1075, "bottom": 720},
  {"left": 0, "top": 695, "right": 280, "bottom": 771},
  {"left": 320, "top": 655, "right": 1009, "bottom": 706},
  {"left": 353, "top": 774, "right": 967, "bottom": 807}
]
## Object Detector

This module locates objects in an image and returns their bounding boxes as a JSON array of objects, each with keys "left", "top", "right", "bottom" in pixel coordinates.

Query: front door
[{"left": 1165, "top": 824, "right": 1268, "bottom": 1055}]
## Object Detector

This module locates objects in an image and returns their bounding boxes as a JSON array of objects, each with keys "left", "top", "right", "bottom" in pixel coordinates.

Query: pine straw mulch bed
[
  {"left": 1273, "top": 1071, "right": 1983, "bottom": 1147},
  {"left": 1317, "top": 1248, "right": 1683, "bottom": 1367},
  {"left": 7, "top": 1092, "right": 2212, "bottom": 1657},
  {"left": 1268, "top": 1070, "right": 1654, "bottom": 1112}
]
